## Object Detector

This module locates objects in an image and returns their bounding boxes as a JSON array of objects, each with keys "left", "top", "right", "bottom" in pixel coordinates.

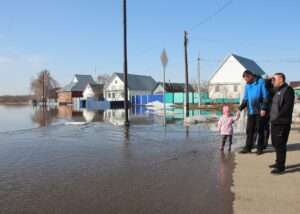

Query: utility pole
[
  {"left": 184, "top": 31, "right": 190, "bottom": 117},
  {"left": 197, "top": 53, "right": 201, "bottom": 108},
  {"left": 160, "top": 49, "right": 168, "bottom": 126},
  {"left": 123, "top": 0, "right": 129, "bottom": 126}
]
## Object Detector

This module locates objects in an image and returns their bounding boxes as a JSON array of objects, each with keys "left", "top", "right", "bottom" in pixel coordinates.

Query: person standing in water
[{"left": 218, "top": 105, "right": 240, "bottom": 152}]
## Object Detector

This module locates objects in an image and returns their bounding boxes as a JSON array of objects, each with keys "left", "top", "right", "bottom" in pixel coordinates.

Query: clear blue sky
[{"left": 0, "top": 0, "right": 299, "bottom": 95}]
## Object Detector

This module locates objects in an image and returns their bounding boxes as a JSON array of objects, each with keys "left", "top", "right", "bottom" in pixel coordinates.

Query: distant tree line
[{"left": 0, "top": 95, "right": 33, "bottom": 104}]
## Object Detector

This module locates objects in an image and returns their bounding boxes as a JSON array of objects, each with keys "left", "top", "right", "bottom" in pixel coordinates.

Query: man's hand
[{"left": 260, "top": 110, "right": 267, "bottom": 117}]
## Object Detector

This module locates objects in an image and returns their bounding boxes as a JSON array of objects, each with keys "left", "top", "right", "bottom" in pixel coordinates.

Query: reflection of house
[
  {"left": 104, "top": 109, "right": 152, "bottom": 126},
  {"left": 58, "top": 74, "right": 96, "bottom": 104},
  {"left": 57, "top": 105, "right": 103, "bottom": 122},
  {"left": 83, "top": 83, "right": 104, "bottom": 100},
  {"left": 104, "top": 109, "right": 126, "bottom": 126},
  {"left": 104, "top": 73, "right": 157, "bottom": 101},
  {"left": 209, "top": 54, "right": 265, "bottom": 100},
  {"left": 153, "top": 82, "right": 194, "bottom": 94}
]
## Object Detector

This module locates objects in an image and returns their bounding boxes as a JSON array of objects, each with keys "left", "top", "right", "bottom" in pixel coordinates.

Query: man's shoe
[
  {"left": 239, "top": 148, "right": 251, "bottom": 154},
  {"left": 271, "top": 168, "right": 285, "bottom": 175},
  {"left": 269, "top": 163, "right": 278, "bottom": 168},
  {"left": 256, "top": 150, "right": 264, "bottom": 155}
]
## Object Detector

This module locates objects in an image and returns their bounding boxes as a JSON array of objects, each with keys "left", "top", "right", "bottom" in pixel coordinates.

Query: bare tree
[
  {"left": 97, "top": 74, "right": 111, "bottom": 85},
  {"left": 30, "top": 70, "right": 59, "bottom": 102}
]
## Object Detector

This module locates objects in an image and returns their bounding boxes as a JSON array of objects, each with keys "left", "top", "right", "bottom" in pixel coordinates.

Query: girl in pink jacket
[{"left": 218, "top": 105, "right": 240, "bottom": 151}]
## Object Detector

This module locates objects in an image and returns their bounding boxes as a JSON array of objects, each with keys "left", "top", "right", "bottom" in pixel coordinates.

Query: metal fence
[{"left": 132, "top": 92, "right": 240, "bottom": 106}]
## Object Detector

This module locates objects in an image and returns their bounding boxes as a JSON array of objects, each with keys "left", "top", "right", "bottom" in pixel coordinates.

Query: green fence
[
  {"left": 165, "top": 93, "right": 174, "bottom": 104},
  {"left": 154, "top": 92, "right": 240, "bottom": 105},
  {"left": 163, "top": 92, "right": 239, "bottom": 104}
]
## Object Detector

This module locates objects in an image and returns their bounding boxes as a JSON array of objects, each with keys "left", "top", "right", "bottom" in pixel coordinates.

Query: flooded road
[{"left": 0, "top": 120, "right": 241, "bottom": 214}]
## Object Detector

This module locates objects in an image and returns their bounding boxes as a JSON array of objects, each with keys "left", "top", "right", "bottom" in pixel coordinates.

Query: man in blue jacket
[{"left": 238, "top": 70, "right": 270, "bottom": 154}]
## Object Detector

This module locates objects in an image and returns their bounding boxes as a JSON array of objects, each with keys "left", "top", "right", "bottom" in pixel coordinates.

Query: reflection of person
[
  {"left": 218, "top": 152, "right": 233, "bottom": 189},
  {"left": 218, "top": 105, "right": 240, "bottom": 151},
  {"left": 269, "top": 73, "right": 295, "bottom": 174},
  {"left": 238, "top": 71, "right": 270, "bottom": 155}
]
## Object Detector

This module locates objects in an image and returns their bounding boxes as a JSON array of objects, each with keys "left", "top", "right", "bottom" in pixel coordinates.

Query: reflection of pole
[
  {"left": 123, "top": 125, "right": 130, "bottom": 144},
  {"left": 184, "top": 31, "right": 190, "bottom": 117},
  {"left": 42, "top": 72, "right": 45, "bottom": 104},
  {"left": 42, "top": 105, "right": 46, "bottom": 126},
  {"left": 197, "top": 53, "right": 201, "bottom": 108},
  {"left": 123, "top": 0, "right": 129, "bottom": 126}
]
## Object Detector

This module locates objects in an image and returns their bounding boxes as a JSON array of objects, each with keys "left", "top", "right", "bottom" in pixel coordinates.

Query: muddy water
[{"left": 0, "top": 121, "right": 240, "bottom": 214}]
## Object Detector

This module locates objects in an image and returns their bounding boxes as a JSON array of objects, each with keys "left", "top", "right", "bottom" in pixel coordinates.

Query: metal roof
[
  {"left": 109, "top": 73, "right": 157, "bottom": 91},
  {"left": 88, "top": 83, "right": 104, "bottom": 92},
  {"left": 155, "top": 82, "right": 194, "bottom": 93},
  {"left": 61, "top": 74, "right": 96, "bottom": 92},
  {"left": 232, "top": 54, "right": 265, "bottom": 76}
]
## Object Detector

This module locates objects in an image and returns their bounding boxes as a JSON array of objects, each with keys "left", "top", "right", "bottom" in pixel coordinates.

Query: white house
[
  {"left": 104, "top": 73, "right": 157, "bottom": 101},
  {"left": 209, "top": 54, "right": 265, "bottom": 100},
  {"left": 83, "top": 83, "right": 104, "bottom": 100}
]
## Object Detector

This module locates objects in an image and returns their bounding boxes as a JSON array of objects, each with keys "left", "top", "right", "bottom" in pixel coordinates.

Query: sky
[{"left": 0, "top": 0, "right": 299, "bottom": 95}]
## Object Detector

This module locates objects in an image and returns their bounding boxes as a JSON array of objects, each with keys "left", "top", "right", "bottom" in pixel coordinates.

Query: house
[
  {"left": 153, "top": 82, "right": 194, "bottom": 94},
  {"left": 208, "top": 54, "right": 265, "bottom": 100},
  {"left": 104, "top": 72, "right": 157, "bottom": 101},
  {"left": 83, "top": 83, "right": 104, "bottom": 100},
  {"left": 57, "top": 74, "right": 96, "bottom": 104}
]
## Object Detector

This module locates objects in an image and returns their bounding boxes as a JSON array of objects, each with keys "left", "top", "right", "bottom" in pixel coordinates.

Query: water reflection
[
  {"left": 31, "top": 105, "right": 105, "bottom": 126},
  {"left": 31, "top": 106, "right": 58, "bottom": 127},
  {"left": 1, "top": 104, "right": 249, "bottom": 133}
]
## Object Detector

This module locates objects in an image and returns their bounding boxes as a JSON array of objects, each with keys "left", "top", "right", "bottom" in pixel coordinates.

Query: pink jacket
[{"left": 218, "top": 115, "right": 236, "bottom": 136}]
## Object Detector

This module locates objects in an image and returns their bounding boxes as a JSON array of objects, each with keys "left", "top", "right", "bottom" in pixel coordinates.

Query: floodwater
[{"left": 0, "top": 105, "right": 244, "bottom": 214}]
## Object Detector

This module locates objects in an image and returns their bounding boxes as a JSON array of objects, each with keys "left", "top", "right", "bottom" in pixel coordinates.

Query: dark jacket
[
  {"left": 270, "top": 83, "right": 295, "bottom": 125},
  {"left": 265, "top": 78, "right": 275, "bottom": 98}
]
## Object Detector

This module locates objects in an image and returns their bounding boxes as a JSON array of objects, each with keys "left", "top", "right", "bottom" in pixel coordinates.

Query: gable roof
[
  {"left": 61, "top": 74, "right": 96, "bottom": 92},
  {"left": 231, "top": 54, "right": 265, "bottom": 76},
  {"left": 107, "top": 72, "right": 157, "bottom": 91},
  {"left": 88, "top": 83, "right": 104, "bottom": 92},
  {"left": 209, "top": 54, "right": 265, "bottom": 83},
  {"left": 155, "top": 82, "right": 194, "bottom": 93}
]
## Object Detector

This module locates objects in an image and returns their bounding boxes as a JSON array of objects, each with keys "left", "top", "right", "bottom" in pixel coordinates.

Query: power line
[{"left": 189, "top": 0, "right": 233, "bottom": 31}]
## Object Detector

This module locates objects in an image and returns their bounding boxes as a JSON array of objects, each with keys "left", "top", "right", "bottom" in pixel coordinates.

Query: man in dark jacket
[
  {"left": 238, "top": 70, "right": 270, "bottom": 155},
  {"left": 262, "top": 76, "right": 275, "bottom": 149},
  {"left": 269, "top": 73, "right": 295, "bottom": 174}
]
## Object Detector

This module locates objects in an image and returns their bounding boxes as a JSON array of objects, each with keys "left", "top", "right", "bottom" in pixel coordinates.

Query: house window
[
  {"left": 108, "top": 93, "right": 111, "bottom": 98},
  {"left": 234, "top": 85, "right": 238, "bottom": 92},
  {"left": 112, "top": 93, "right": 115, "bottom": 98},
  {"left": 115, "top": 80, "right": 118, "bottom": 84},
  {"left": 215, "top": 85, "right": 220, "bottom": 92}
]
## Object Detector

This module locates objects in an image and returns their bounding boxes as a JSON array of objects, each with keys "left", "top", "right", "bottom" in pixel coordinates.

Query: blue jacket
[{"left": 239, "top": 78, "right": 270, "bottom": 115}]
